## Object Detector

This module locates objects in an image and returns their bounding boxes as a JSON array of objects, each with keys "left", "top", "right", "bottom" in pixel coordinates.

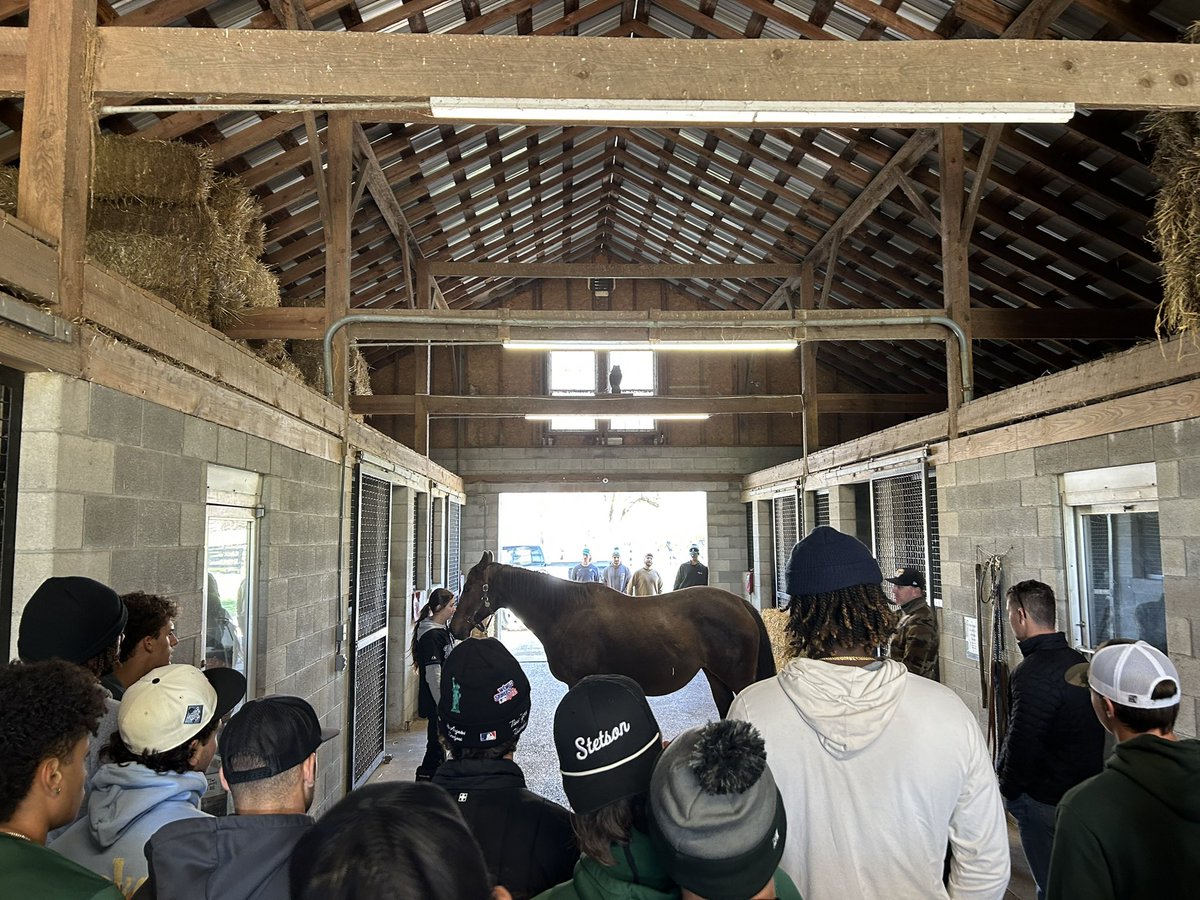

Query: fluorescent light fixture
[
  {"left": 524, "top": 413, "right": 710, "bottom": 421},
  {"left": 504, "top": 339, "right": 798, "bottom": 352},
  {"left": 429, "top": 98, "right": 1075, "bottom": 125}
]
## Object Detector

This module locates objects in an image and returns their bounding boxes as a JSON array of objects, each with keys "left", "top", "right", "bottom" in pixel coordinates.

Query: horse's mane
[{"left": 495, "top": 563, "right": 593, "bottom": 609}]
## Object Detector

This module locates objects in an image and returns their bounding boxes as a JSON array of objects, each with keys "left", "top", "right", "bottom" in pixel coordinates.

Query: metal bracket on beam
[{"left": 0, "top": 291, "right": 73, "bottom": 342}]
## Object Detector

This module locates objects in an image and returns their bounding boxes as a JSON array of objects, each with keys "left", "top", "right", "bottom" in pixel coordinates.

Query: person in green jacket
[
  {"left": 1047, "top": 639, "right": 1200, "bottom": 900},
  {"left": 0, "top": 659, "right": 123, "bottom": 900},
  {"left": 647, "top": 719, "right": 801, "bottom": 900},
  {"left": 535, "top": 675, "right": 677, "bottom": 900}
]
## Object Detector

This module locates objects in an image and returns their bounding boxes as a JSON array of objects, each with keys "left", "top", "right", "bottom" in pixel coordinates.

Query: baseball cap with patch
[
  {"left": 221, "top": 695, "right": 340, "bottom": 784},
  {"left": 553, "top": 674, "right": 662, "bottom": 815},
  {"left": 119, "top": 664, "right": 246, "bottom": 755},
  {"left": 885, "top": 566, "right": 926, "bottom": 590},
  {"left": 1065, "top": 639, "right": 1180, "bottom": 709},
  {"left": 438, "top": 637, "right": 531, "bottom": 749}
]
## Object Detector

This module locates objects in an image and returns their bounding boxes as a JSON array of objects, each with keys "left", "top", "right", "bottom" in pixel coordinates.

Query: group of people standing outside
[{"left": 567, "top": 545, "right": 710, "bottom": 594}]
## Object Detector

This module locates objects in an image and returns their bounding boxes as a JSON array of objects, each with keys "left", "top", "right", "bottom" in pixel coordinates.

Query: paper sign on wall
[{"left": 964, "top": 615, "right": 980, "bottom": 662}]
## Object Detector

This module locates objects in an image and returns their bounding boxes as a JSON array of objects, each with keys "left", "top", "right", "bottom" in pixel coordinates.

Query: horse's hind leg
[{"left": 702, "top": 669, "right": 735, "bottom": 719}]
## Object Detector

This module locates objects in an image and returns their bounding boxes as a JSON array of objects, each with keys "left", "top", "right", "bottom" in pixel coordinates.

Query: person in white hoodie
[
  {"left": 51, "top": 664, "right": 246, "bottom": 897},
  {"left": 728, "top": 526, "right": 1008, "bottom": 900}
]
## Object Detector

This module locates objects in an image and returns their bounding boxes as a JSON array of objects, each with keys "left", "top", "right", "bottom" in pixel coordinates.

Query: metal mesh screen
[
  {"left": 412, "top": 497, "right": 420, "bottom": 590},
  {"left": 350, "top": 636, "right": 387, "bottom": 788},
  {"left": 348, "top": 469, "right": 392, "bottom": 789},
  {"left": 925, "top": 471, "right": 943, "bottom": 604},
  {"left": 871, "top": 472, "right": 926, "bottom": 584},
  {"left": 351, "top": 473, "right": 392, "bottom": 638},
  {"left": 745, "top": 503, "right": 755, "bottom": 571},
  {"left": 772, "top": 492, "right": 799, "bottom": 604},
  {"left": 814, "top": 491, "right": 830, "bottom": 528},
  {"left": 447, "top": 500, "right": 462, "bottom": 592}
]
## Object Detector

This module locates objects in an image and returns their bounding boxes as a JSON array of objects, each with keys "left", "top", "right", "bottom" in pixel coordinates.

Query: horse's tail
[{"left": 748, "top": 601, "right": 776, "bottom": 682}]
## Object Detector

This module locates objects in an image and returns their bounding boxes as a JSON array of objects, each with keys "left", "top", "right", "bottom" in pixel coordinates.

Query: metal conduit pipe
[{"left": 322, "top": 312, "right": 973, "bottom": 402}]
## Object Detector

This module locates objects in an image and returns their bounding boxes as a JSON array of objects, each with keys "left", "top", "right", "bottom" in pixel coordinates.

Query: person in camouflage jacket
[{"left": 885, "top": 567, "right": 940, "bottom": 680}]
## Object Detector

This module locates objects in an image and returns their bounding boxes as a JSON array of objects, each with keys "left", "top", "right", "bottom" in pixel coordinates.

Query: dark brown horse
[{"left": 450, "top": 551, "right": 775, "bottom": 718}]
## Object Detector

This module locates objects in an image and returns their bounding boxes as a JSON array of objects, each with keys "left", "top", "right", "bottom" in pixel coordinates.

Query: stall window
[{"left": 1062, "top": 464, "right": 1164, "bottom": 651}]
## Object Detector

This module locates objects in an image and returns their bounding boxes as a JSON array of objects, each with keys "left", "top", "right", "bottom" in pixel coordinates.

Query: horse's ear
[{"left": 480, "top": 550, "right": 493, "bottom": 566}]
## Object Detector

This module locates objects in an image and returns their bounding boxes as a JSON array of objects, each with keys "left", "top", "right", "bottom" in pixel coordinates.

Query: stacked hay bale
[
  {"left": 1145, "top": 20, "right": 1200, "bottom": 338},
  {"left": 2, "top": 134, "right": 374, "bottom": 395}
]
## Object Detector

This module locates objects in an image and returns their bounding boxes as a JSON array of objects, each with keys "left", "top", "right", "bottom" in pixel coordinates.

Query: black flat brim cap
[{"left": 205, "top": 667, "right": 248, "bottom": 721}]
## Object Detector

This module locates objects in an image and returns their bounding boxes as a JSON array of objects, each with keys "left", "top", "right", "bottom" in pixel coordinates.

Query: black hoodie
[
  {"left": 133, "top": 813, "right": 313, "bottom": 900},
  {"left": 1046, "top": 734, "right": 1200, "bottom": 900}
]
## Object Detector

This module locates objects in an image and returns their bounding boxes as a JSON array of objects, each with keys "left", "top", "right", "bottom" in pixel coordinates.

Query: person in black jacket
[
  {"left": 413, "top": 588, "right": 458, "bottom": 780},
  {"left": 434, "top": 638, "right": 577, "bottom": 899},
  {"left": 997, "top": 580, "right": 1105, "bottom": 900}
]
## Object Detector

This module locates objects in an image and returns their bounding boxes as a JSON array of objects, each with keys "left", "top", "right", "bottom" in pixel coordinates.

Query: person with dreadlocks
[{"left": 728, "top": 526, "right": 1008, "bottom": 900}]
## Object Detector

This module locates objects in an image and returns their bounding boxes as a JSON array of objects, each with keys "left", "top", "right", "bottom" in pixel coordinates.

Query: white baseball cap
[
  {"left": 119, "top": 664, "right": 246, "bottom": 755},
  {"left": 1066, "top": 640, "right": 1180, "bottom": 709}
]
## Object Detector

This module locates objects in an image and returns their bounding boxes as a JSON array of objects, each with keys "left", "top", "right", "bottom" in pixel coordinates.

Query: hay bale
[
  {"left": 209, "top": 176, "right": 266, "bottom": 259},
  {"left": 761, "top": 608, "right": 795, "bottom": 673},
  {"left": 351, "top": 348, "right": 373, "bottom": 396},
  {"left": 211, "top": 258, "right": 281, "bottom": 330},
  {"left": 288, "top": 340, "right": 325, "bottom": 389},
  {"left": 1145, "top": 21, "right": 1200, "bottom": 338},
  {"left": 250, "top": 339, "right": 307, "bottom": 382},
  {"left": 89, "top": 199, "right": 218, "bottom": 244},
  {"left": 0, "top": 166, "right": 17, "bottom": 214},
  {"left": 86, "top": 229, "right": 212, "bottom": 323},
  {"left": 93, "top": 134, "right": 213, "bottom": 204}
]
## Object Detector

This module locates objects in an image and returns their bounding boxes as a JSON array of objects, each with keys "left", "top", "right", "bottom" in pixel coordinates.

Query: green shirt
[{"left": 0, "top": 834, "right": 124, "bottom": 900}]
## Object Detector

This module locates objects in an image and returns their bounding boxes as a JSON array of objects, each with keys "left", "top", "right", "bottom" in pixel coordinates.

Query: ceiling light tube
[
  {"left": 524, "top": 413, "right": 710, "bottom": 421},
  {"left": 429, "top": 98, "right": 1075, "bottom": 125},
  {"left": 504, "top": 339, "right": 798, "bottom": 352}
]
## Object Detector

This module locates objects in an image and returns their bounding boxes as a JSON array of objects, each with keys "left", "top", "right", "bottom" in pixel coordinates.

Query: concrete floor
[{"left": 372, "top": 621, "right": 1037, "bottom": 899}]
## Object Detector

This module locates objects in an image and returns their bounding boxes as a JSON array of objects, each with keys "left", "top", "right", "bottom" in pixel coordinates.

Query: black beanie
[
  {"left": 18, "top": 576, "right": 128, "bottom": 665},
  {"left": 439, "top": 638, "right": 531, "bottom": 749},
  {"left": 553, "top": 674, "right": 662, "bottom": 815},
  {"left": 784, "top": 526, "right": 882, "bottom": 597}
]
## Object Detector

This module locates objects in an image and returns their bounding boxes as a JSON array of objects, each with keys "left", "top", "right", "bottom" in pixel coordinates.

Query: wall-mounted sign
[{"left": 964, "top": 615, "right": 980, "bottom": 662}]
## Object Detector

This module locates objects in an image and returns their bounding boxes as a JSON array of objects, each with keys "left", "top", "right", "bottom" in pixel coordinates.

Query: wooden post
[
  {"left": 18, "top": 0, "right": 96, "bottom": 322},
  {"left": 799, "top": 261, "right": 820, "bottom": 453},
  {"left": 325, "top": 112, "right": 353, "bottom": 405},
  {"left": 939, "top": 125, "right": 972, "bottom": 438},
  {"left": 414, "top": 343, "right": 431, "bottom": 457}
]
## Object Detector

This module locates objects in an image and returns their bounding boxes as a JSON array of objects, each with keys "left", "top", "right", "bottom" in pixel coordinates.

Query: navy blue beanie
[{"left": 785, "top": 526, "right": 882, "bottom": 597}]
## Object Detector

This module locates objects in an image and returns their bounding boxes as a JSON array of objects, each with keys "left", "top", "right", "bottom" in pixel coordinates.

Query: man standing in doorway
[
  {"left": 998, "top": 580, "right": 1105, "bottom": 900},
  {"left": 886, "top": 566, "right": 940, "bottom": 680},
  {"left": 674, "top": 545, "right": 709, "bottom": 590},
  {"left": 569, "top": 548, "right": 601, "bottom": 583},
  {"left": 603, "top": 548, "right": 631, "bottom": 593},
  {"left": 630, "top": 553, "right": 663, "bottom": 596}
]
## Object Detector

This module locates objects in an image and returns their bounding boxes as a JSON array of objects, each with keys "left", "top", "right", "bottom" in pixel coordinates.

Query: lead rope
[{"left": 980, "top": 553, "right": 1009, "bottom": 765}]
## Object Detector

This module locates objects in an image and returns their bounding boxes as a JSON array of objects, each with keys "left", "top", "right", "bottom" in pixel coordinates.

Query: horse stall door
[{"left": 348, "top": 469, "right": 393, "bottom": 789}]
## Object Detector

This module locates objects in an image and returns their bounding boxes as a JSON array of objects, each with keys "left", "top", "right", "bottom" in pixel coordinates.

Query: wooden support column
[
  {"left": 325, "top": 112, "right": 353, "bottom": 405},
  {"left": 414, "top": 343, "right": 431, "bottom": 457},
  {"left": 799, "top": 261, "right": 820, "bottom": 453},
  {"left": 18, "top": 0, "right": 96, "bottom": 322},
  {"left": 939, "top": 125, "right": 972, "bottom": 437},
  {"left": 415, "top": 257, "right": 432, "bottom": 309}
]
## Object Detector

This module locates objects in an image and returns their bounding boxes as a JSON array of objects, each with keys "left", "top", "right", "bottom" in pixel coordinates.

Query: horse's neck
[{"left": 500, "top": 570, "right": 589, "bottom": 637}]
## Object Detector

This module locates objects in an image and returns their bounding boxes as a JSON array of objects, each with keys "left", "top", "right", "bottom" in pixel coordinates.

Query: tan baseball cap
[{"left": 119, "top": 664, "right": 246, "bottom": 755}]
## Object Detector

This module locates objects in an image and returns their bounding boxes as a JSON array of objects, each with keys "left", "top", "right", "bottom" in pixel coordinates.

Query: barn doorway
[{"left": 497, "top": 490, "right": 708, "bottom": 588}]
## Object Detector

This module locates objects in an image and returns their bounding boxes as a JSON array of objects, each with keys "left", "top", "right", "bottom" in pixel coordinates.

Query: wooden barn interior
[{"left": 2, "top": 0, "right": 1199, "bottom": 810}]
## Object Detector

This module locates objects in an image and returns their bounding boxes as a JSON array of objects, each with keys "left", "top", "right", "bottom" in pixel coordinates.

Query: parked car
[{"left": 502, "top": 544, "right": 546, "bottom": 568}]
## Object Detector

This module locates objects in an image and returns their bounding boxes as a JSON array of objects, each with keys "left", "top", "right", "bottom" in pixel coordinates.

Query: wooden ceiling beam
[
  {"left": 425, "top": 261, "right": 805, "bottom": 279},
  {"left": 353, "top": 393, "right": 816, "bottom": 417},
  {"left": 81, "top": 32, "right": 1200, "bottom": 110}
]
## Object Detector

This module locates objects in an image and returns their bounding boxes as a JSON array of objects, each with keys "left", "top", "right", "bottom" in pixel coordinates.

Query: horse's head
[{"left": 450, "top": 550, "right": 504, "bottom": 639}]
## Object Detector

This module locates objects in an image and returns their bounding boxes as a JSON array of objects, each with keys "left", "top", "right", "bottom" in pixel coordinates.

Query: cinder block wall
[
  {"left": 435, "top": 445, "right": 799, "bottom": 599},
  {"left": 937, "top": 417, "right": 1200, "bottom": 738},
  {"left": 12, "top": 373, "right": 348, "bottom": 813}
]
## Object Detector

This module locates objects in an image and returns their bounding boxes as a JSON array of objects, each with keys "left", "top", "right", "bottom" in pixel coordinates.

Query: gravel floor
[{"left": 373, "top": 620, "right": 720, "bottom": 808}]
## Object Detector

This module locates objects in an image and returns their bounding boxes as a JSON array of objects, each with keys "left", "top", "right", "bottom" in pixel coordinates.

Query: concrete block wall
[
  {"left": 435, "top": 445, "right": 798, "bottom": 599},
  {"left": 12, "top": 373, "right": 348, "bottom": 813},
  {"left": 936, "top": 418, "right": 1200, "bottom": 737}
]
